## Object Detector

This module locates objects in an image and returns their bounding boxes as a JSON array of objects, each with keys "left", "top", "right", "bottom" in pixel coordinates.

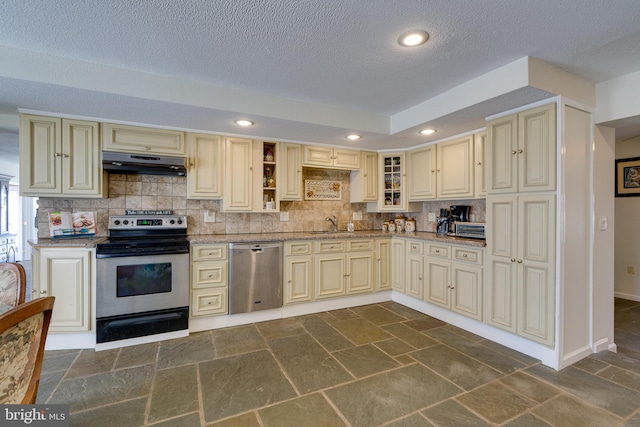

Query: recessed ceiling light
[
  {"left": 235, "top": 119, "right": 254, "bottom": 127},
  {"left": 398, "top": 30, "right": 429, "bottom": 47},
  {"left": 419, "top": 128, "right": 436, "bottom": 135},
  {"left": 346, "top": 134, "right": 361, "bottom": 140}
]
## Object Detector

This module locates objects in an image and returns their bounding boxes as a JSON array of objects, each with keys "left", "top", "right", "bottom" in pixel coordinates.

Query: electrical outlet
[
  {"left": 428, "top": 212, "right": 436, "bottom": 222},
  {"left": 627, "top": 266, "right": 635, "bottom": 275},
  {"left": 204, "top": 210, "right": 215, "bottom": 223},
  {"left": 280, "top": 212, "right": 289, "bottom": 221},
  {"left": 353, "top": 211, "right": 363, "bottom": 221}
]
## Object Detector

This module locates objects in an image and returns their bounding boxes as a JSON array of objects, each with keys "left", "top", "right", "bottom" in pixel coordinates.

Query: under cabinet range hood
[{"left": 102, "top": 152, "right": 187, "bottom": 176}]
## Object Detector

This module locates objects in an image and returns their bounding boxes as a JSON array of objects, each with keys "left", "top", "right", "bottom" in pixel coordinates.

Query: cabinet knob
[
  {"left": 431, "top": 170, "right": 435, "bottom": 173},
  {"left": 462, "top": 253, "right": 468, "bottom": 257},
  {"left": 435, "top": 249, "right": 440, "bottom": 253},
  {"left": 511, "top": 258, "right": 516, "bottom": 262},
  {"left": 517, "top": 259, "right": 523, "bottom": 263},
  {"left": 144, "top": 147, "right": 151, "bottom": 151},
  {"left": 511, "top": 150, "right": 517, "bottom": 155},
  {"left": 518, "top": 149, "right": 524, "bottom": 154},
  {"left": 40, "top": 290, "right": 47, "bottom": 294},
  {"left": 62, "top": 153, "right": 69, "bottom": 158},
  {"left": 288, "top": 280, "right": 292, "bottom": 283},
  {"left": 476, "top": 162, "right": 482, "bottom": 166},
  {"left": 54, "top": 152, "right": 62, "bottom": 157}
]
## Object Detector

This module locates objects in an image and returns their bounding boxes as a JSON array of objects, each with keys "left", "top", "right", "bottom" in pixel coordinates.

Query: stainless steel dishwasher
[{"left": 229, "top": 242, "right": 283, "bottom": 314}]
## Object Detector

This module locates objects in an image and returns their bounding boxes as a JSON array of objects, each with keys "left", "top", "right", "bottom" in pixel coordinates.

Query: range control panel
[{"left": 108, "top": 215, "right": 187, "bottom": 230}]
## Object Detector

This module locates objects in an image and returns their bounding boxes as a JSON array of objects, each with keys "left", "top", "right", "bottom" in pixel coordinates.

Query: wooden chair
[
  {"left": 0, "top": 296, "right": 55, "bottom": 404},
  {"left": 0, "top": 262, "right": 27, "bottom": 310}
]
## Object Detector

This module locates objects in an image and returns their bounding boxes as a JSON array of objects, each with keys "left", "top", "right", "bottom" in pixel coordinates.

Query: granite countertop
[
  {"left": 189, "top": 230, "right": 486, "bottom": 247},
  {"left": 29, "top": 231, "right": 486, "bottom": 249},
  {"left": 28, "top": 236, "right": 107, "bottom": 248}
]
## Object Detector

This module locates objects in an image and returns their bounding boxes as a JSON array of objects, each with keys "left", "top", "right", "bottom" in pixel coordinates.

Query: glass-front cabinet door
[{"left": 380, "top": 153, "right": 406, "bottom": 211}]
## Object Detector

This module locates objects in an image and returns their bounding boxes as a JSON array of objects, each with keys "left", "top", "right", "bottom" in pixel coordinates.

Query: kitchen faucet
[{"left": 325, "top": 215, "right": 338, "bottom": 232}]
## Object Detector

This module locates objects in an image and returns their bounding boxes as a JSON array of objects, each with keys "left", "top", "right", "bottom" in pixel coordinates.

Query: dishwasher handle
[
  {"left": 251, "top": 248, "right": 263, "bottom": 253},
  {"left": 229, "top": 242, "right": 283, "bottom": 251}
]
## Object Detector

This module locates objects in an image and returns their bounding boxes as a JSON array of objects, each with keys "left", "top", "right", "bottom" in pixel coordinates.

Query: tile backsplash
[{"left": 37, "top": 169, "right": 485, "bottom": 238}]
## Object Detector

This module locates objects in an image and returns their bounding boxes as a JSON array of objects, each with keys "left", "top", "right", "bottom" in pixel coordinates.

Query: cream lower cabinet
[
  {"left": 485, "top": 194, "right": 555, "bottom": 345},
  {"left": 391, "top": 238, "right": 406, "bottom": 292},
  {"left": 375, "top": 238, "right": 392, "bottom": 291},
  {"left": 314, "top": 239, "right": 374, "bottom": 300},
  {"left": 424, "top": 243, "right": 483, "bottom": 321},
  {"left": 284, "top": 241, "right": 314, "bottom": 304},
  {"left": 33, "top": 247, "right": 92, "bottom": 332},
  {"left": 405, "top": 240, "right": 424, "bottom": 299},
  {"left": 190, "top": 244, "right": 228, "bottom": 317}
]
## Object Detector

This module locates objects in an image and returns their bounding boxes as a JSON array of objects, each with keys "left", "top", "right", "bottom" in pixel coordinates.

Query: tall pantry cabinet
[{"left": 485, "top": 103, "right": 557, "bottom": 346}]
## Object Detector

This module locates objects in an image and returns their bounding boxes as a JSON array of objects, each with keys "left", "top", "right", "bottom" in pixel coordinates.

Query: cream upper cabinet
[
  {"left": 186, "top": 133, "right": 224, "bottom": 199},
  {"left": 487, "top": 103, "right": 556, "bottom": 194},
  {"left": 19, "top": 115, "right": 105, "bottom": 198},
  {"left": 407, "top": 145, "right": 436, "bottom": 201},
  {"left": 102, "top": 123, "right": 186, "bottom": 156},
  {"left": 303, "top": 146, "right": 360, "bottom": 170},
  {"left": 34, "top": 247, "right": 92, "bottom": 332},
  {"left": 350, "top": 151, "right": 378, "bottom": 202},
  {"left": 280, "top": 143, "right": 303, "bottom": 201},
  {"left": 485, "top": 194, "right": 555, "bottom": 345},
  {"left": 474, "top": 131, "right": 487, "bottom": 197},
  {"left": 375, "top": 238, "right": 392, "bottom": 291},
  {"left": 378, "top": 152, "right": 422, "bottom": 212},
  {"left": 436, "top": 135, "right": 474, "bottom": 199},
  {"left": 222, "top": 137, "right": 253, "bottom": 211}
]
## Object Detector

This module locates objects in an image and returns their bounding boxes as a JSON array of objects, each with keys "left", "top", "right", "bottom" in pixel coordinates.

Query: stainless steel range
[{"left": 95, "top": 214, "right": 189, "bottom": 344}]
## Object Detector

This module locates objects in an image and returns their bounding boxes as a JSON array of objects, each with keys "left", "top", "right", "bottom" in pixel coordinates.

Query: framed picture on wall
[{"left": 615, "top": 156, "right": 640, "bottom": 197}]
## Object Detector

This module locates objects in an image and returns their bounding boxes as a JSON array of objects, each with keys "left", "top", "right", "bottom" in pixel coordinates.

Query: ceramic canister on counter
[
  {"left": 394, "top": 215, "right": 406, "bottom": 232},
  {"left": 388, "top": 222, "right": 396, "bottom": 232},
  {"left": 382, "top": 221, "right": 389, "bottom": 232},
  {"left": 405, "top": 218, "right": 416, "bottom": 232}
]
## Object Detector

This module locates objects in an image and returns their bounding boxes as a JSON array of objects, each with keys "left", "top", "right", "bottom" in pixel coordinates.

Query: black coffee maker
[
  {"left": 450, "top": 205, "right": 471, "bottom": 223},
  {"left": 449, "top": 205, "right": 471, "bottom": 234}
]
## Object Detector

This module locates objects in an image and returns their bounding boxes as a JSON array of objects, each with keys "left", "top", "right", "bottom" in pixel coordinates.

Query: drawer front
[
  {"left": 191, "top": 261, "right": 228, "bottom": 288},
  {"left": 191, "top": 244, "right": 228, "bottom": 261},
  {"left": 315, "top": 240, "right": 346, "bottom": 253},
  {"left": 427, "top": 244, "right": 450, "bottom": 259},
  {"left": 347, "top": 239, "right": 374, "bottom": 252},
  {"left": 452, "top": 247, "right": 483, "bottom": 265},
  {"left": 191, "top": 288, "right": 228, "bottom": 316},
  {"left": 406, "top": 240, "right": 424, "bottom": 255},
  {"left": 285, "top": 241, "right": 313, "bottom": 255}
]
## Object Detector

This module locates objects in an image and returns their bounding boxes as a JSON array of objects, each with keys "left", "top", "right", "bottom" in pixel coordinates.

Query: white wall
[
  {"left": 593, "top": 125, "right": 616, "bottom": 351},
  {"left": 614, "top": 136, "right": 640, "bottom": 301}
]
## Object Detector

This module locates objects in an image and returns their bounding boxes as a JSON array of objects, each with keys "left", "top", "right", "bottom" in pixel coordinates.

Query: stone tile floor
[{"left": 37, "top": 300, "right": 640, "bottom": 426}]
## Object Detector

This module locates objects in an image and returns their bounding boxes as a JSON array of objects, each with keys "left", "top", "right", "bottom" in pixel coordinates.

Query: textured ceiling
[{"left": 0, "top": 0, "right": 639, "bottom": 152}]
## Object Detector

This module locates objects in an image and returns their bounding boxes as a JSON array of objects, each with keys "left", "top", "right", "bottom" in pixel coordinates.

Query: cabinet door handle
[
  {"left": 62, "top": 153, "right": 69, "bottom": 158},
  {"left": 476, "top": 162, "right": 482, "bottom": 165},
  {"left": 511, "top": 150, "right": 517, "bottom": 155},
  {"left": 511, "top": 258, "right": 516, "bottom": 262},
  {"left": 40, "top": 290, "right": 47, "bottom": 295},
  {"left": 518, "top": 149, "right": 524, "bottom": 154},
  {"left": 54, "top": 153, "right": 62, "bottom": 157},
  {"left": 517, "top": 259, "right": 523, "bottom": 263}
]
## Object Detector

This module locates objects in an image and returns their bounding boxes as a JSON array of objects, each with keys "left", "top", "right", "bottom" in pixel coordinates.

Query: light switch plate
[
  {"left": 280, "top": 212, "right": 289, "bottom": 221},
  {"left": 599, "top": 216, "right": 607, "bottom": 231},
  {"left": 353, "top": 211, "right": 363, "bottom": 221},
  {"left": 204, "top": 210, "right": 215, "bottom": 223},
  {"left": 428, "top": 212, "right": 436, "bottom": 221}
]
